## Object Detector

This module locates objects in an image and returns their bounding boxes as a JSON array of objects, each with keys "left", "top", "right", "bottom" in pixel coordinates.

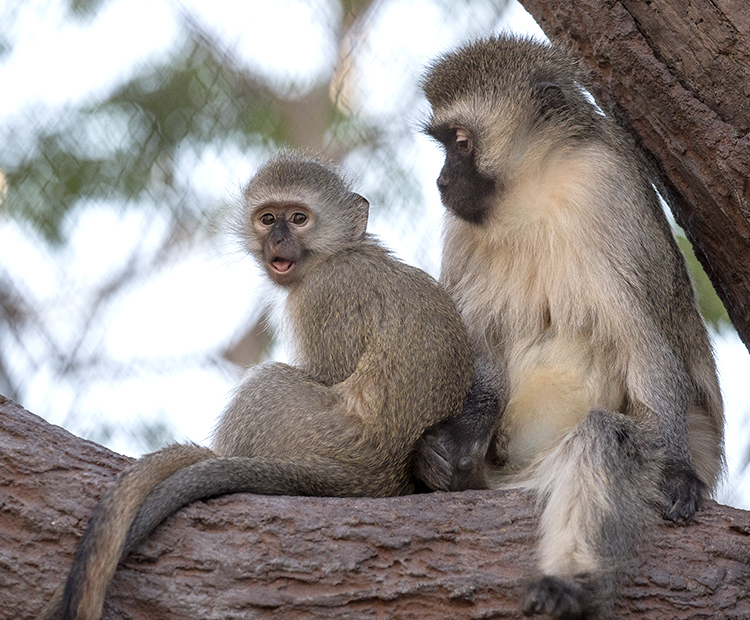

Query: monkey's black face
[
  {"left": 252, "top": 202, "right": 313, "bottom": 285},
  {"left": 427, "top": 124, "right": 495, "bottom": 224}
]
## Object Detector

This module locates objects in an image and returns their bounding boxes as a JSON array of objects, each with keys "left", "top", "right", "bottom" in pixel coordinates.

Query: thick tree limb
[
  {"left": 1, "top": 395, "right": 749, "bottom": 619},
  {"left": 519, "top": 0, "right": 750, "bottom": 350}
]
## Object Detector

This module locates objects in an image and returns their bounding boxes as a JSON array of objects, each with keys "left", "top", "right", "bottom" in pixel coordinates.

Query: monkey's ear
[
  {"left": 534, "top": 81, "right": 567, "bottom": 117},
  {"left": 349, "top": 193, "right": 369, "bottom": 241}
]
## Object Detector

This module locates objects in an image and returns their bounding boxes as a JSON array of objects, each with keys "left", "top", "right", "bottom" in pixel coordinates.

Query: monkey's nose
[{"left": 268, "top": 230, "right": 287, "bottom": 246}]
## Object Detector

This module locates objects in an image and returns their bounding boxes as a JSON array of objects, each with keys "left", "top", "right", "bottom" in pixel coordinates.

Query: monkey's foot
[
  {"left": 521, "top": 575, "right": 596, "bottom": 619},
  {"left": 413, "top": 431, "right": 454, "bottom": 491},
  {"left": 661, "top": 463, "right": 707, "bottom": 521},
  {"left": 413, "top": 425, "right": 488, "bottom": 492}
]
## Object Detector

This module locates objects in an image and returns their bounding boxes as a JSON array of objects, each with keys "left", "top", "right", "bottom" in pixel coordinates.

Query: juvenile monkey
[
  {"left": 415, "top": 36, "right": 724, "bottom": 618},
  {"left": 40, "top": 151, "right": 473, "bottom": 620}
]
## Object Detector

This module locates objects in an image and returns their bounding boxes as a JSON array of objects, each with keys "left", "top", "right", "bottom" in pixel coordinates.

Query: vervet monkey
[
  {"left": 40, "top": 151, "right": 474, "bottom": 620},
  {"left": 415, "top": 35, "right": 724, "bottom": 618}
]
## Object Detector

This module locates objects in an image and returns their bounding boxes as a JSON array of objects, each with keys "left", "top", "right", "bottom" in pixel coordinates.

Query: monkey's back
[{"left": 288, "top": 238, "right": 474, "bottom": 452}]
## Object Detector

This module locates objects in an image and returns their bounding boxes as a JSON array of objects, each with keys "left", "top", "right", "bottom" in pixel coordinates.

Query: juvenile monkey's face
[
  {"left": 251, "top": 201, "right": 315, "bottom": 285},
  {"left": 426, "top": 122, "right": 496, "bottom": 224}
]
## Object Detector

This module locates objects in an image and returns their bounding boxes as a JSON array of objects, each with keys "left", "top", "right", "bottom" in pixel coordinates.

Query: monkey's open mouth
[{"left": 270, "top": 258, "right": 295, "bottom": 274}]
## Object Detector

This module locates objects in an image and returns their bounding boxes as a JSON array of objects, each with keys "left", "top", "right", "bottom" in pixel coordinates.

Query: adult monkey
[
  {"left": 38, "top": 151, "right": 474, "bottom": 620},
  {"left": 414, "top": 35, "right": 724, "bottom": 619}
]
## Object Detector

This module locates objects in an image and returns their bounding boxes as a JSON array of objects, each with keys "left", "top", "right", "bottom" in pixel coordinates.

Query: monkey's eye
[
  {"left": 259, "top": 213, "right": 275, "bottom": 225},
  {"left": 455, "top": 128, "right": 472, "bottom": 154},
  {"left": 290, "top": 212, "right": 308, "bottom": 226}
]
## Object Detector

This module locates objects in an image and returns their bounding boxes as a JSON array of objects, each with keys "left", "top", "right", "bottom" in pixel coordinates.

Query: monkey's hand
[
  {"left": 661, "top": 460, "right": 708, "bottom": 522},
  {"left": 413, "top": 426, "right": 458, "bottom": 492}
]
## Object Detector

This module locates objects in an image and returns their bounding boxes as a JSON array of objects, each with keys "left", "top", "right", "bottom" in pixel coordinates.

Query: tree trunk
[
  {"left": 519, "top": 0, "right": 750, "bottom": 350},
  {"left": 2, "top": 395, "right": 749, "bottom": 619}
]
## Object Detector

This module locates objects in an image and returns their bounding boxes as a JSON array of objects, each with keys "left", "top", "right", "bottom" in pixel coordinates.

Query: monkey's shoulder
[
  {"left": 284, "top": 241, "right": 402, "bottom": 345},
  {"left": 285, "top": 238, "right": 470, "bottom": 390},
  {"left": 302, "top": 239, "right": 443, "bottom": 303},
  {"left": 293, "top": 238, "right": 468, "bottom": 347}
]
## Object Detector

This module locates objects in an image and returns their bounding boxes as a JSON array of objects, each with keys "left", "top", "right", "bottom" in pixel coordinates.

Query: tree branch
[{"left": 2, "top": 395, "right": 749, "bottom": 619}]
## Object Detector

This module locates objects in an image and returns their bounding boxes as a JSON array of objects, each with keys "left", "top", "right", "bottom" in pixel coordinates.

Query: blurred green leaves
[
  {"left": 67, "top": 0, "right": 109, "bottom": 20},
  {"left": 1, "top": 28, "right": 353, "bottom": 244},
  {"left": 676, "top": 234, "right": 730, "bottom": 329}
]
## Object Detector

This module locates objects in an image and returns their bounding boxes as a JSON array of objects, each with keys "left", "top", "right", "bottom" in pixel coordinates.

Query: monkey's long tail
[
  {"left": 59, "top": 456, "right": 376, "bottom": 620},
  {"left": 37, "top": 443, "right": 215, "bottom": 620},
  {"left": 123, "top": 456, "right": 374, "bottom": 555}
]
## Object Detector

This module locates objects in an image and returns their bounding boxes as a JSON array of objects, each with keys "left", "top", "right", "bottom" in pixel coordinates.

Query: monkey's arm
[
  {"left": 626, "top": 349, "right": 710, "bottom": 521},
  {"left": 414, "top": 359, "right": 506, "bottom": 491},
  {"left": 618, "top": 207, "right": 722, "bottom": 520}
]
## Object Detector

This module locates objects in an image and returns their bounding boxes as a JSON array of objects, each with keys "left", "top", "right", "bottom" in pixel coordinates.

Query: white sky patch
[
  {"left": 103, "top": 245, "right": 260, "bottom": 359},
  {"left": 0, "top": 0, "right": 179, "bottom": 118},
  {"left": 173, "top": 141, "right": 262, "bottom": 205},
  {"left": 349, "top": 0, "right": 445, "bottom": 116},
  {"left": 62, "top": 206, "right": 171, "bottom": 285},
  {"left": 178, "top": 0, "right": 338, "bottom": 92},
  {"left": 715, "top": 329, "right": 750, "bottom": 505},
  {"left": 0, "top": 220, "right": 60, "bottom": 295},
  {"left": 502, "top": 0, "right": 547, "bottom": 40}
]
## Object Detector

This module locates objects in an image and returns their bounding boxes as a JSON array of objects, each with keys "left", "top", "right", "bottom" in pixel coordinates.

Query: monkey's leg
[
  {"left": 212, "top": 362, "right": 367, "bottom": 460},
  {"left": 522, "top": 409, "right": 661, "bottom": 619},
  {"left": 55, "top": 363, "right": 378, "bottom": 620},
  {"left": 414, "top": 358, "right": 505, "bottom": 491}
]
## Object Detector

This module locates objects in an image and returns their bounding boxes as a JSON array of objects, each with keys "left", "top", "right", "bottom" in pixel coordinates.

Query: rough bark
[
  {"left": 1, "top": 395, "right": 749, "bottom": 619},
  {"left": 519, "top": 0, "right": 750, "bottom": 350}
]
